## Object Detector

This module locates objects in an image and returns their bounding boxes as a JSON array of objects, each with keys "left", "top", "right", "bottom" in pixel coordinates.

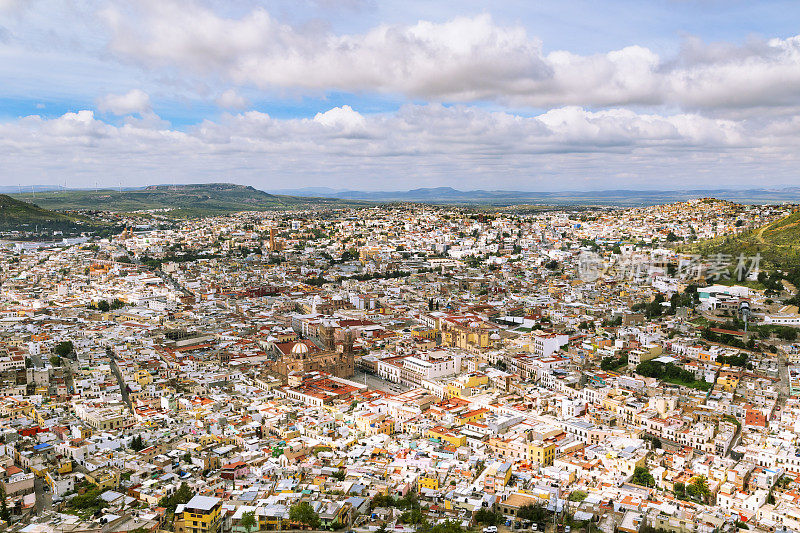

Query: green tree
[
  {"left": 54, "top": 340, "right": 74, "bottom": 357},
  {"left": 400, "top": 508, "right": 424, "bottom": 525},
  {"left": 474, "top": 508, "right": 502, "bottom": 525},
  {"left": 241, "top": 510, "right": 258, "bottom": 533},
  {"left": 569, "top": 490, "right": 588, "bottom": 502},
  {"left": 632, "top": 466, "right": 655, "bottom": 487},
  {"left": 131, "top": 435, "right": 146, "bottom": 452},
  {"left": 517, "top": 503, "right": 549, "bottom": 523},
  {"left": 289, "top": 502, "right": 320, "bottom": 529},
  {"left": 370, "top": 494, "right": 395, "bottom": 509},
  {"left": 0, "top": 485, "right": 10, "bottom": 523},
  {"left": 687, "top": 476, "right": 711, "bottom": 503},
  {"left": 158, "top": 482, "right": 193, "bottom": 514},
  {"left": 49, "top": 355, "right": 62, "bottom": 367}
]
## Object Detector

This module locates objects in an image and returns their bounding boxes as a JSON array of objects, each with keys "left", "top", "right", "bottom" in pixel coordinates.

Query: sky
[{"left": 2, "top": 1, "right": 800, "bottom": 192}]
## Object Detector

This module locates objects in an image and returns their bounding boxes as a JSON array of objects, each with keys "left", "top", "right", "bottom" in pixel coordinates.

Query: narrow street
[{"left": 109, "top": 354, "right": 134, "bottom": 414}]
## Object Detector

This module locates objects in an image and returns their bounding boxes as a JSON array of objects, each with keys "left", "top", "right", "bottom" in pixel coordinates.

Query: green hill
[
  {"left": 0, "top": 194, "right": 99, "bottom": 233},
  {"left": 686, "top": 209, "right": 800, "bottom": 269},
  {"left": 12, "top": 183, "right": 363, "bottom": 216}
]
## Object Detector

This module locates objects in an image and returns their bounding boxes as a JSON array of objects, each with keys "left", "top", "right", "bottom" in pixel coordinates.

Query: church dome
[{"left": 291, "top": 342, "right": 310, "bottom": 354}]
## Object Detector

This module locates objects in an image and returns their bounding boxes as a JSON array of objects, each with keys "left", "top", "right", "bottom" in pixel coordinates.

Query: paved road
[
  {"left": 34, "top": 475, "right": 51, "bottom": 515},
  {"left": 777, "top": 350, "right": 790, "bottom": 399}
]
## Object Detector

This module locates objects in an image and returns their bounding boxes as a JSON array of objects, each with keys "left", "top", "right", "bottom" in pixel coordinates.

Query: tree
[
  {"left": 158, "top": 481, "right": 193, "bottom": 514},
  {"left": 687, "top": 476, "right": 711, "bottom": 503},
  {"left": 400, "top": 508, "right": 424, "bottom": 525},
  {"left": 569, "top": 490, "right": 588, "bottom": 502},
  {"left": 290, "top": 502, "right": 320, "bottom": 529},
  {"left": 674, "top": 482, "right": 685, "bottom": 497},
  {"left": 632, "top": 466, "right": 655, "bottom": 487},
  {"left": 131, "top": 435, "right": 146, "bottom": 452},
  {"left": 517, "top": 503, "right": 549, "bottom": 523},
  {"left": 0, "top": 486, "right": 9, "bottom": 523},
  {"left": 475, "top": 508, "right": 502, "bottom": 526},
  {"left": 54, "top": 340, "right": 74, "bottom": 357},
  {"left": 241, "top": 510, "right": 258, "bottom": 533},
  {"left": 49, "top": 355, "right": 62, "bottom": 367},
  {"left": 370, "top": 494, "right": 395, "bottom": 509}
]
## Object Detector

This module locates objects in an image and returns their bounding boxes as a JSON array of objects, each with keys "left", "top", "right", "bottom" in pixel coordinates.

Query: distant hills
[
  {"left": 12, "top": 183, "right": 363, "bottom": 217},
  {"left": 270, "top": 186, "right": 800, "bottom": 206},
  {"left": 9, "top": 183, "right": 800, "bottom": 219}
]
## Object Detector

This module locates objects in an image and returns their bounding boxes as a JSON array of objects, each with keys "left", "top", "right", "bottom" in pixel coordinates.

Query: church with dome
[{"left": 266, "top": 322, "right": 355, "bottom": 379}]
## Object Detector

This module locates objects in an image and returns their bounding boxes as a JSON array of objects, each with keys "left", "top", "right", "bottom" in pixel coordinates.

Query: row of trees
[{"left": 87, "top": 299, "right": 126, "bottom": 312}]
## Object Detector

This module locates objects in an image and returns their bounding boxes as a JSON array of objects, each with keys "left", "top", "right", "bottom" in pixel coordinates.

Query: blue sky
[{"left": 1, "top": 0, "right": 800, "bottom": 191}]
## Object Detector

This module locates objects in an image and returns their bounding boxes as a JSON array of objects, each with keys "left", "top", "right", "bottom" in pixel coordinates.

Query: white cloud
[
  {"left": 0, "top": 104, "right": 797, "bottom": 189},
  {"left": 215, "top": 89, "right": 249, "bottom": 110},
  {"left": 96, "top": 89, "right": 151, "bottom": 115},
  {"left": 99, "top": 2, "right": 800, "bottom": 111},
  {"left": 313, "top": 106, "right": 367, "bottom": 134}
]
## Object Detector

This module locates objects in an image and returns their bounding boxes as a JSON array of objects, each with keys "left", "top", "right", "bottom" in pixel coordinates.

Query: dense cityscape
[
  {"left": 4, "top": 2, "right": 800, "bottom": 533},
  {"left": 0, "top": 198, "right": 799, "bottom": 533}
]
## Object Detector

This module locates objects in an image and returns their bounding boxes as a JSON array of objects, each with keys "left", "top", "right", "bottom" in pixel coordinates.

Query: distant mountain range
[
  {"left": 269, "top": 186, "right": 800, "bottom": 206},
  {"left": 11, "top": 183, "right": 366, "bottom": 217},
  {"left": 8, "top": 183, "right": 800, "bottom": 216}
]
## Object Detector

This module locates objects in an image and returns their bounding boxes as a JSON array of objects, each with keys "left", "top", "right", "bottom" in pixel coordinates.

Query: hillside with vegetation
[
  {"left": 685, "top": 208, "right": 800, "bottom": 270},
  {"left": 12, "top": 183, "right": 365, "bottom": 216},
  {"left": 0, "top": 194, "right": 105, "bottom": 235}
]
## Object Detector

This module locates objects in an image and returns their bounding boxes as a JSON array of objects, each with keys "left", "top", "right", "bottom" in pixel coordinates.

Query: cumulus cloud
[
  {"left": 215, "top": 89, "right": 249, "bottom": 110},
  {"left": 96, "top": 89, "right": 151, "bottom": 115},
  {"left": 99, "top": 1, "right": 800, "bottom": 110},
  {"left": 1, "top": 103, "right": 797, "bottom": 189}
]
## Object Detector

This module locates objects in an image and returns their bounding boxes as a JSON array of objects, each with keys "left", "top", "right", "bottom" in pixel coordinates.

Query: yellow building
[
  {"left": 527, "top": 441, "right": 557, "bottom": 467},
  {"left": 356, "top": 413, "right": 395, "bottom": 436},
  {"left": 85, "top": 467, "right": 120, "bottom": 490},
  {"left": 428, "top": 426, "right": 466, "bottom": 447},
  {"left": 418, "top": 473, "right": 440, "bottom": 491},
  {"left": 176, "top": 495, "right": 222, "bottom": 533},
  {"left": 446, "top": 372, "right": 489, "bottom": 399},
  {"left": 440, "top": 315, "right": 498, "bottom": 350},
  {"left": 135, "top": 369, "right": 153, "bottom": 386},
  {"left": 717, "top": 374, "right": 740, "bottom": 392}
]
